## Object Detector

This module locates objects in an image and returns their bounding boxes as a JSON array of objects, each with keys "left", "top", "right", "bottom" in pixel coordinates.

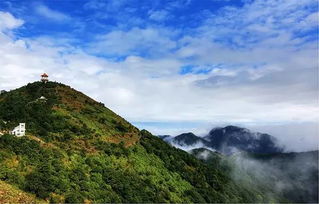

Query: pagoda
[{"left": 41, "top": 73, "right": 49, "bottom": 83}]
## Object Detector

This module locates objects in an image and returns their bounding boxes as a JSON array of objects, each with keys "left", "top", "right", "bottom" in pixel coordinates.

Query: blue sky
[
  {"left": 0, "top": 0, "right": 318, "bottom": 150},
  {"left": 1, "top": 0, "right": 242, "bottom": 37}
]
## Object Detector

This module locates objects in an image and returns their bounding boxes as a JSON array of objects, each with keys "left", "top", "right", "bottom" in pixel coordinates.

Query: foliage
[
  {"left": 0, "top": 82, "right": 287, "bottom": 203},
  {"left": 0, "top": 180, "right": 45, "bottom": 203},
  {"left": 140, "top": 130, "right": 271, "bottom": 203}
]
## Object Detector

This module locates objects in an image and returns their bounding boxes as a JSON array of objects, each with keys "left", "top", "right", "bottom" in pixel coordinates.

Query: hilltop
[
  {"left": 0, "top": 81, "right": 282, "bottom": 203},
  {"left": 0, "top": 81, "right": 140, "bottom": 148}
]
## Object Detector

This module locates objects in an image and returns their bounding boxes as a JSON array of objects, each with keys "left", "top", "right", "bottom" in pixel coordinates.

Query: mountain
[
  {"left": 162, "top": 133, "right": 211, "bottom": 151},
  {"left": 173, "top": 132, "right": 208, "bottom": 146},
  {"left": 205, "top": 126, "right": 283, "bottom": 154},
  {"left": 160, "top": 126, "right": 283, "bottom": 155},
  {"left": 159, "top": 129, "right": 318, "bottom": 202},
  {"left": 0, "top": 81, "right": 140, "bottom": 147},
  {"left": 158, "top": 135, "right": 171, "bottom": 140},
  {"left": 0, "top": 81, "right": 281, "bottom": 203}
]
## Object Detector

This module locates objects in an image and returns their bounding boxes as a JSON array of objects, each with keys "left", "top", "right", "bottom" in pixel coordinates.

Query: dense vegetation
[
  {"left": 0, "top": 81, "right": 285, "bottom": 203},
  {"left": 0, "top": 180, "right": 45, "bottom": 203},
  {"left": 0, "top": 82, "right": 139, "bottom": 146}
]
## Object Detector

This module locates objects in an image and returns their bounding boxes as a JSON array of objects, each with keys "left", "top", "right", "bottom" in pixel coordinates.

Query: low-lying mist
[{"left": 228, "top": 151, "right": 318, "bottom": 203}]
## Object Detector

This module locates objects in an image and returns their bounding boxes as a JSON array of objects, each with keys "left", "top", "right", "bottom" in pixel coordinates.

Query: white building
[
  {"left": 37, "top": 96, "right": 47, "bottom": 102},
  {"left": 10, "top": 123, "right": 26, "bottom": 137}
]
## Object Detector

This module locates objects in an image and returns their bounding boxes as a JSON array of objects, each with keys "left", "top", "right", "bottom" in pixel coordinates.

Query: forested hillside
[{"left": 0, "top": 82, "right": 281, "bottom": 203}]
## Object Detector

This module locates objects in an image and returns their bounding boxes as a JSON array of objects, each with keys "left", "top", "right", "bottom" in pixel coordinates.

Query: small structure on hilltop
[
  {"left": 10, "top": 123, "right": 26, "bottom": 137},
  {"left": 41, "top": 73, "right": 49, "bottom": 83}
]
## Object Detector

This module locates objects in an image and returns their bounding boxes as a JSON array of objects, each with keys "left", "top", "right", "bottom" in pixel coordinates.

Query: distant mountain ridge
[
  {"left": 160, "top": 125, "right": 284, "bottom": 154},
  {"left": 161, "top": 132, "right": 211, "bottom": 151}
]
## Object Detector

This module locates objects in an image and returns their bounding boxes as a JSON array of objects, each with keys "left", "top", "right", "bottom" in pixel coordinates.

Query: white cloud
[
  {"left": 90, "top": 27, "right": 177, "bottom": 57},
  {"left": 148, "top": 10, "right": 170, "bottom": 21},
  {"left": 84, "top": 0, "right": 127, "bottom": 11},
  {"left": 246, "top": 122, "right": 319, "bottom": 152},
  {"left": 35, "top": 4, "right": 70, "bottom": 21},
  {"left": 196, "top": 0, "right": 317, "bottom": 48},
  {"left": 0, "top": 11, "right": 24, "bottom": 31}
]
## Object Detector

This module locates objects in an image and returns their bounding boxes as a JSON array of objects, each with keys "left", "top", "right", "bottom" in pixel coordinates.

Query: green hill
[{"left": 0, "top": 81, "right": 281, "bottom": 203}]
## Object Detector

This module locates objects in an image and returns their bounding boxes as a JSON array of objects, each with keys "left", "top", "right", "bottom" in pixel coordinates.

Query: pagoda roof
[{"left": 41, "top": 73, "right": 48, "bottom": 77}]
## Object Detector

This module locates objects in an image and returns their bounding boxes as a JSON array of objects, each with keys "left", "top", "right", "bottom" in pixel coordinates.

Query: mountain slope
[
  {"left": 0, "top": 180, "right": 45, "bottom": 203},
  {"left": 0, "top": 81, "right": 277, "bottom": 203},
  {"left": 0, "top": 81, "right": 140, "bottom": 147}
]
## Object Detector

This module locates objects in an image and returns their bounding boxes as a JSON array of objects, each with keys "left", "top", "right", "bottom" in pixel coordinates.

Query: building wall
[{"left": 11, "top": 123, "right": 26, "bottom": 137}]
